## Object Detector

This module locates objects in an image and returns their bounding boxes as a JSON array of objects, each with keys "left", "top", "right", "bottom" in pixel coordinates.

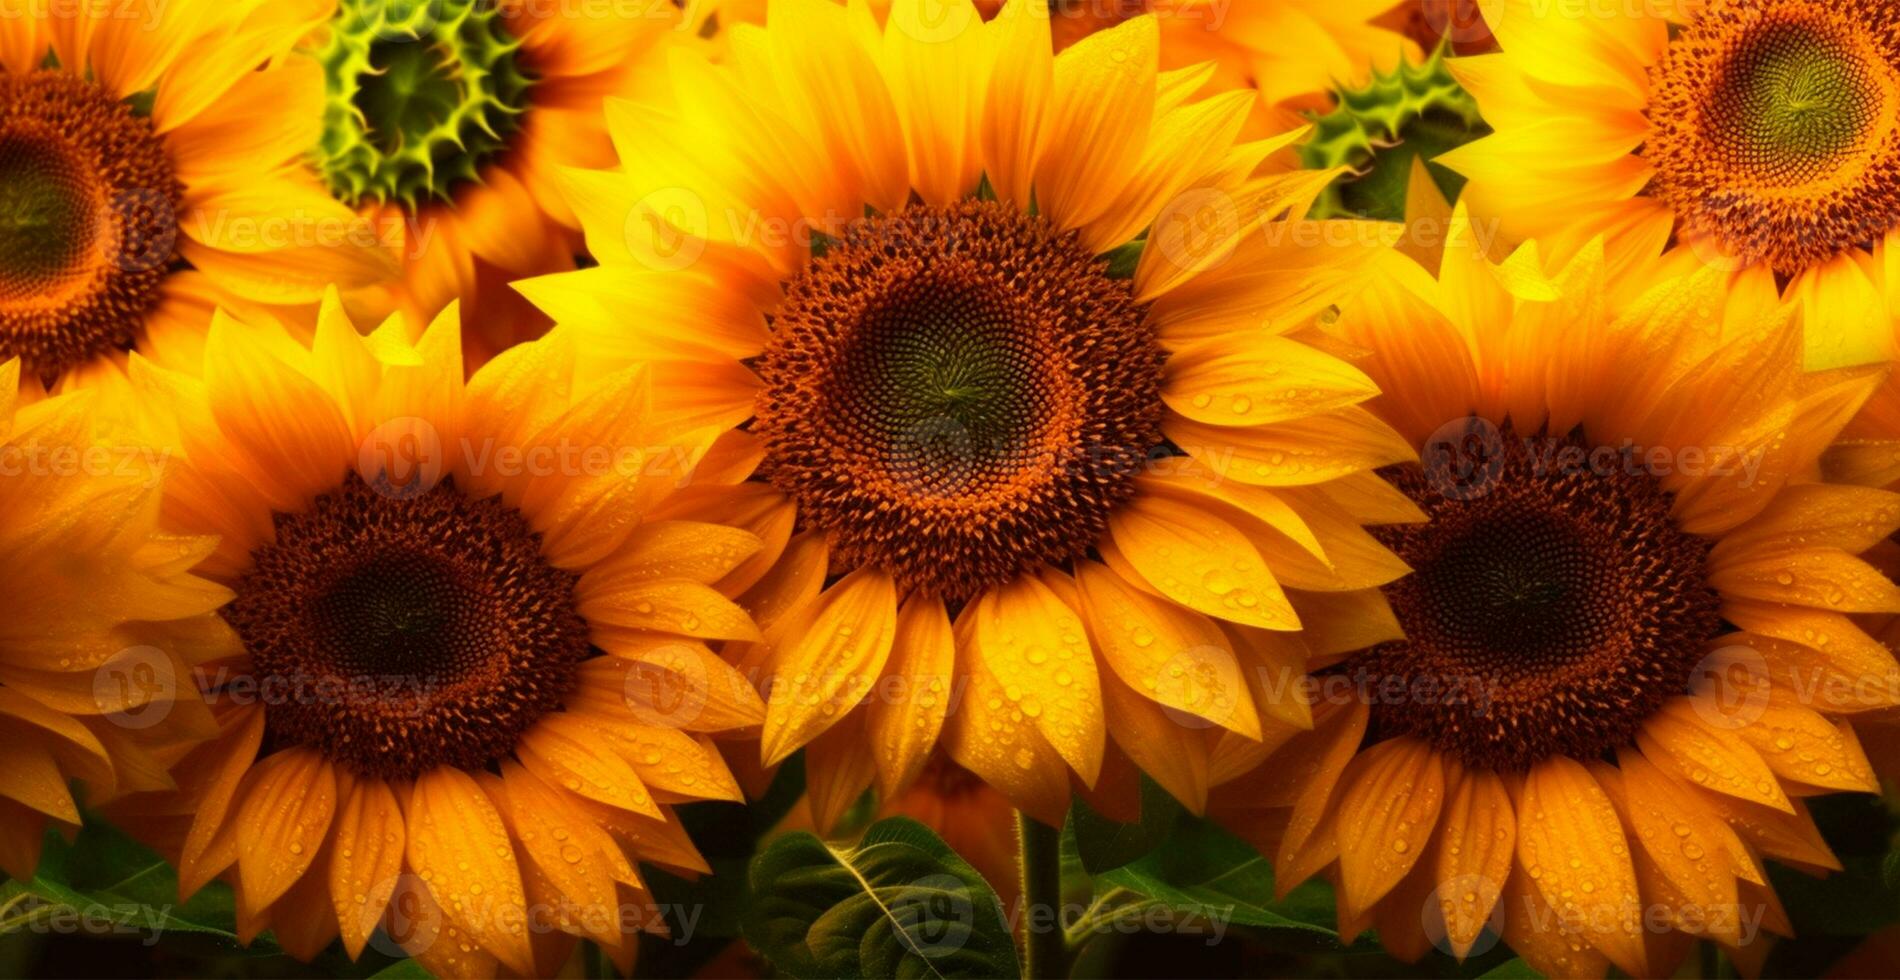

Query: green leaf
[
  {"left": 1884, "top": 850, "right": 1900, "bottom": 893},
  {"left": 1098, "top": 818, "right": 1336, "bottom": 936},
  {"left": 366, "top": 959, "right": 437, "bottom": 979},
  {"left": 743, "top": 817, "right": 1021, "bottom": 979},
  {"left": 1067, "top": 777, "right": 1181, "bottom": 875},
  {"left": 1102, "top": 239, "right": 1145, "bottom": 280},
  {"left": 2, "top": 819, "right": 264, "bottom": 948},
  {"left": 1476, "top": 958, "right": 1545, "bottom": 979}
]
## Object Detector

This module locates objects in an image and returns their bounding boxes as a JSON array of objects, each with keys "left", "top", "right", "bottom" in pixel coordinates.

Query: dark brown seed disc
[
  {"left": 751, "top": 200, "right": 1165, "bottom": 602},
  {"left": 0, "top": 72, "right": 182, "bottom": 383},
  {"left": 222, "top": 473, "right": 590, "bottom": 780},
  {"left": 1645, "top": 0, "right": 1900, "bottom": 274},
  {"left": 1339, "top": 420, "right": 1724, "bottom": 771}
]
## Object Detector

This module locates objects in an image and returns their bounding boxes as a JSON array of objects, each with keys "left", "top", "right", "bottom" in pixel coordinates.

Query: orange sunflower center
[
  {"left": 1644, "top": 0, "right": 1900, "bottom": 274},
  {"left": 1342, "top": 421, "right": 1723, "bottom": 771},
  {"left": 223, "top": 473, "right": 589, "bottom": 779},
  {"left": 752, "top": 200, "right": 1164, "bottom": 602},
  {"left": 0, "top": 72, "right": 181, "bottom": 382}
]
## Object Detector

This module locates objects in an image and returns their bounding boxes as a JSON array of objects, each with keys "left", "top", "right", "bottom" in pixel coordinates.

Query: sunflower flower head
[
  {"left": 1209, "top": 211, "right": 1900, "bottom": 977},
  {"left": 526, "top": 0, "right": 1420, "bottom": 832},
  {"left": 110, "top": 295, "right": 767, "bottom": 976},
  {"left": 0, "top": 359, "right": 232, "bottom": 881},
  {"left": 0, "top": 0, "right": 393, "bottom": 390},
  {"left": 302, "top": 0, "right": 685, "bottom": 362},
  {"left": 1439, "top": 0, "right": 1900, "bottom": 369}
]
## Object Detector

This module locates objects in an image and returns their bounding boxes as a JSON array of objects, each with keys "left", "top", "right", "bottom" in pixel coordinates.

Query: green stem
[{"left": 1018, "top": 811, "right": 1065, "bottom": 980}]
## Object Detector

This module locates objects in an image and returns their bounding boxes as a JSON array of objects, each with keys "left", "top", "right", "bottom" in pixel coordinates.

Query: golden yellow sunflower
[
  {"left": 1438, "top": 0, "right": 1900, "bottom": 369},
  {"left": 107, "top": 297, "right": 767, "bottom": 976},
  {"left": 524, "top": 0, "right": 1415, "bottom": 831},
  {"left": 1208, "top": 213, "right": 1900, "bottom": 978},
  {"left": 712, "top": 0, "right": 1421, "bottom": 137},
  {"left": 302, "top": 0, "right": 685, "bottom": 366},
  {"left": 1825, "top": 372, "right": 1900, "bottom": 780},
  {"left": 0, "top": 358, "right": 232, "bottom": 880},
  {"left": 0, "top": 0, "right": 392, "bottom": 393}
]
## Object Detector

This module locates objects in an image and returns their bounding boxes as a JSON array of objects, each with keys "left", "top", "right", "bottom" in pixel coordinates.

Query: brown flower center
[
  {"left": 752, "top": 200, "right": 1164, "bottom": 602},
  {"left": 0, "top": 72, "right": 181, "bottom": 383},
  {"left": 222, "top": 474, "right": 589, "bottom": 779},
  {"left": 1645, "top": 0, "right": 1900, "bottom": 274},
  {"left": 1342, "top": 421, "right": 1723, "bottom": 771}
]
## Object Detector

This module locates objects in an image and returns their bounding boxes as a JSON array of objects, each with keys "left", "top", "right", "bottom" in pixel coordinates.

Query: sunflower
[
  {"left": 303, "top": 0, "right": 685, "bottom": 366},
  {"left": 523, "top": 0, "right": 1414, "bottom": 831},
  {"left": 1208, "top": 212, "right": 1900, "bottom": 977},
  {"left": 0, "top": 0, "right": 392, "bottom": 392},
  {"left": 1438, "top": 0, "right": 1900, "bottom": 370},
  {"left": 106, "top": 297, "right": 767, "bottom": 976},
  {"left": 1825, "top": 372, "right": 1900, "bottom": 781},
  {"left": 0, "top": 359, "right": 231, "bottom": 880}
]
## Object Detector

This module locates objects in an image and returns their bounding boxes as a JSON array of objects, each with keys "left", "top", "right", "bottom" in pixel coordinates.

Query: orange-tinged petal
[
  {"left": 864, "top": 595, "right": 956, "bottom": 797},
  {"left": 1075, "top": 560, "right": 1259, "bottom": 739},
  {"left": 1637, "top": 699, "right": 1793, "bottom": 812},
  {"left": 760, "top": 567, "right": 899, "bottom": 765},
  {"left": 1331, "top": 738, "right": 1444, "bottom": 918},
  {"left": 943, "top": 619, "right": 1073, "bottom": 826},
  {"left": 1516, "top": 756, "right": 1646, "bottom": 977},
  {"left": 577, "top": 639, "right": 767, "bottom": 733},
  {"left": 232, "top": 748, "right": 337, "bottom": 916},
  {"left": 1611, "top": 750, "right": 1744, "bottom": 946},
  {"left": 576, "top": 579, "right": 762, "bottom": 642},
  {"left": 1710, "top": 549, "right": 1900, "bottom": 614},
  {"left": 516, "top": 717, "right": 664, "bottom": 819},
  {"left": 1104, "top": 493, "right": 1297, "bottom": 629},
  {"left": 1034, "top": 15, "right": 1156, "bottom": 230},
  {"left": 1163, "top": 335, "right": 1380, "bottom": 428},
  {"left": 1501, "top": 871, "right": 1611, "bottom": 980},
  {"left": 1098, "top": 665, "right": 1211, "bottom": 814},
  {"left": 493, "top": 763, "right": 622, "bottom": 945},
  {"left": 1434, "top": 767, "right": 1515, "bottom": 960},
  {"left": 1733, "top": 702, "right": 1880, "bottom": 793},
  {"left": 406, "top": 768, "right": 534, "bottom": 976},
  {"left": 178, "top": 706, "right": 267, "bottom": 898},
  {"left": 804, "top": 718, "right": 879, "bottom": 835},
  {"left": 328, "top": 774, "right": 406, "bottom": 959},
  {"left": 202, "top": 314, "right": 352, "bottom": 511},
  {"left": 970, "top": 573, "right": 1105, "bottom": 784}
]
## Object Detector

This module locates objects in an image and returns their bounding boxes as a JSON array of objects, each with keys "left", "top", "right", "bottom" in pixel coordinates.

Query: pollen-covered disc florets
[
  {"left": 0, "top": 72, "right": 181, "bottom": 382},
  {"left": 752, "top": 200, "right": 1165, "bottom": 603},
  {"left": 223, "top": 473, "right": 589, "bottom": 779},
  {"left": 312, "top": 0, "right": 535, "bottom": 208},
  {"left": 1645, "top": 0, "right": 1900, "bottom": 274},
  {"left": 1342, "top": 421, "right": 1723, "bottom": 771}
]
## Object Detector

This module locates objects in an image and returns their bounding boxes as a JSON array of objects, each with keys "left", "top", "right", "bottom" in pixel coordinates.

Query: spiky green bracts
[{"left": 313, "top": 0, "right": 535, "bottom": 209}]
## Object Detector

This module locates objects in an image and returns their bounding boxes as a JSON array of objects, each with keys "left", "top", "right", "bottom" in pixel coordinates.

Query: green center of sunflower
[
  {"left": 1645, "top": 0, "right": 1900, "bottom": 274},
  {"left": 223, "top": 473, "right": 589, "bottom": 780},
  {"left": 1342, "top": 420, "right": 1723, "bottom": 771},
  {"left": 753, "top": 200, "right": 1165, "bottom": 602},
  {"left": 0, "top": 72, "right": 180, "bottom": 383},
  {"left": 312, "top": 0, "right": 535, "bottom": 208}
]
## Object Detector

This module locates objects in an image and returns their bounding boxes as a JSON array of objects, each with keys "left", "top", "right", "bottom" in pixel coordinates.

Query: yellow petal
[
  {"left": 1516, "top": 756, "right": 1646, "bottom": 978},
  {"left": 517, "top": 716, "right": 664, "bottom": 818},
  {"left": 1104, "top": 492, "right": 1297, "bottom": 629},
  {"left": 1710, "top": 548, "right": 1900, "bottom": 614},
  {"left": 1734, "top": 703, "right": 1880, "bottom": 793},
  {"left": 1637, "top": 699, "right": 1794, "bottom": 812},
  {"left": 1163, "top": 335, "right": 1380, "bottom": 428},
  {"left": 760, "top": 568, "right": 899, "bottom": 765},
  {"left": 1434, "top": 767, "right": 1514, "bottom": 960},
  {"left": 576, "top": 579, "right": 763, "bottom": 642},
  {"left": 232, "top": 748, "right": 337, "bottom": 916},
  {"left": 328, "top": 774, "right": 406, "bottom": 960},
  {"left": 1033, "top": 14, "right": 1156, "bottom": 230},
  {"left": 969, "top": 572, "right": 1105, "bottom": 784},
  {"left": 1074, "top": 561, "right": 1259, "bottom": 739},
  {"left": 406, "top": 768, "right": 534, "bottom": 976},
  {"left": 1331, "top": 738, "right": 1444, "bottom": 918},
  {"left": 1611, "top": 750, "right": 1745, "bottom": 946},
  {"left": 864, "top": 595, "right": 957, "bottom": 797}
]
